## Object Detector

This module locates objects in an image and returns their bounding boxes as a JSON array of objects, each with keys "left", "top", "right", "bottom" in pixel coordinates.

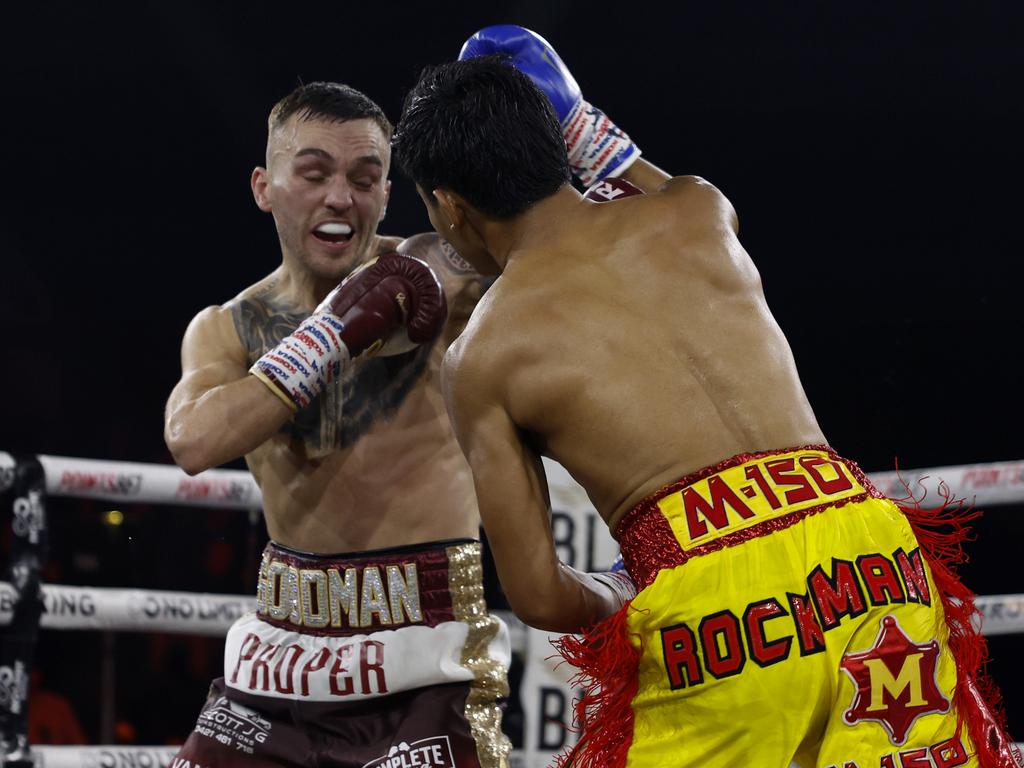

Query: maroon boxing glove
[
  {"left": 318, "top": 252, "right": 448, "bottom": 354},
  {"left": 250, "top": 253, "right": 447, "bottom": 410}
]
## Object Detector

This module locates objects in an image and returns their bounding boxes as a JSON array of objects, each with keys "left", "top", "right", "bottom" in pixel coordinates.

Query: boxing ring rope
[
  {"left": 31, "top": 453, "right": 1024, "bottom": 510},
  {"left": 2, "top": 582, "right": 1023, "bottom": 638},
  {"left": 2, "top": 452, "right": 1023, "bottom": 767}
]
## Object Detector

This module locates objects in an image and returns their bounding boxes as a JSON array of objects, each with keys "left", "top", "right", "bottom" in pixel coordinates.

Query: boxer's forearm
[
  {"left": 512, "top": 563, "right": 627, "bottom": 633},
  {"left": 165, "top": 376, "right": 293, "bottom": 475},
  {"left": 619, "top": 157, "right": 672, "bottom": 193}
]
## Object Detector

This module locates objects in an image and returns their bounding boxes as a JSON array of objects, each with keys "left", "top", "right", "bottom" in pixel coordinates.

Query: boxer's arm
[
  {"left": 618, "top": 157, "right": 671, "bottom": 193},
  {"left": 165, "top": 306, "right": 293, "bottom": 475},
  {"left": 442, "top": 345, "right": 623, "bottom": 633}
]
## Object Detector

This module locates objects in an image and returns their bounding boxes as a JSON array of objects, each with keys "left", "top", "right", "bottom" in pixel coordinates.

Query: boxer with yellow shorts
[
  {"left": 557, "top": 447, "right": 1021, "bottom": 768},
  {"left": 396, "top": 27, "right": 1020, "bottom": 768}
]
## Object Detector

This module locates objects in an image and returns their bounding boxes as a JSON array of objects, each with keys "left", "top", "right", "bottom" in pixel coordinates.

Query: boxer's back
[{"left": 462, "top": 176, "right": 826, "bottom": 530}]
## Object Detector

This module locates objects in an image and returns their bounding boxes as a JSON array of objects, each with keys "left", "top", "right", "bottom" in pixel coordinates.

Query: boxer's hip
[
  {"left": 614, "top": 444, "right": 886, "bottom": 589},
  {"left": 225, "top": 538, "right": 511, "bottom": 703},
  {"left": 616, "top": 445, "right": 936, "bottom": 702}
]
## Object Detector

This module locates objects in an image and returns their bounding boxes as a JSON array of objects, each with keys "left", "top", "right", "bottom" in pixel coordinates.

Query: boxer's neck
[{"left": 485, "top": 185, "right": 582, "bottom": 272}]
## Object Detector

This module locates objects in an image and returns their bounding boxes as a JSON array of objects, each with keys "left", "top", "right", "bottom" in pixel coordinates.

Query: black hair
[
  {"left": 269, "top": 81, "right": 392, "bottom": 140},
  {"left": 392, "top": 55, "right": 570, "bottom": 219}
]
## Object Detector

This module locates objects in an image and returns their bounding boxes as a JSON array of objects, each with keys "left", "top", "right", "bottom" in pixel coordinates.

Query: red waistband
[
  {"left": 615, "top": 445, "right": 880, "bottom": 590},
  {"left": 255, "top": 538, "right": 481, "bottom": 637}
]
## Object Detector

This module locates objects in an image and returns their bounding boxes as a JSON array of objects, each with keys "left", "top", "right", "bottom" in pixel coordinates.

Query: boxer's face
[{"left": 253, "top": 115, "right": 391, "bottom": 283}]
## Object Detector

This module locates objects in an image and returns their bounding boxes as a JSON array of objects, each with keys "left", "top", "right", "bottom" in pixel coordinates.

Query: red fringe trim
[
  {"left": 891, "top": 476, "right": 1020, "bottom": 767},
  {"left": 550, "top": 603, "right": 641, "bottom": 768}
]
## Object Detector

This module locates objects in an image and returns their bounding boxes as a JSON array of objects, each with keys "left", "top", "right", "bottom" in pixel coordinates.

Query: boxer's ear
[{"left": 433, "top": 188, "right": 465, "bottom": 231}]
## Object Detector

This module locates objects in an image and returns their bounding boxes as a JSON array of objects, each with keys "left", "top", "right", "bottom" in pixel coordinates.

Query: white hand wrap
[
  {"left": 591, "top": 569, "right": 638, "bottom": 609},
  {"left": 249, "top": 312, "right": 351, "bottom": 411},
  {"left": 562, "top": 100, "right": 641, "bottom": 187}
]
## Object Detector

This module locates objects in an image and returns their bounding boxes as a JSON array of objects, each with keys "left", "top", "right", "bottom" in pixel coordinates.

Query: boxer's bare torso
[
  {"left": 169, "top": 234, "right": 485, "bottom": 553},
  {"left": 446, "top": 171, "right": 826, "bottom": 534}
]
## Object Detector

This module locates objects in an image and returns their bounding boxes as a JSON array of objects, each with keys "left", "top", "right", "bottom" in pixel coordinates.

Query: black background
[{"left": 3, "top": 0, "right": 1023, "bottom": 746}]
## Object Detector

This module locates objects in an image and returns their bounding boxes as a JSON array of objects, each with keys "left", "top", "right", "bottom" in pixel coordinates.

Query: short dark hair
[
  {"left": 393, "top": 56, "right": 570, "bottom": 219},
  {"left": 269, "top": 81, "right": 392, "bottom": 140}
]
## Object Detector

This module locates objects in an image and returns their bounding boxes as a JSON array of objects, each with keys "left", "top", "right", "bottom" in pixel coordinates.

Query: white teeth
[{"left": 316, "top": 222, "right": 352, "bottom": 235}]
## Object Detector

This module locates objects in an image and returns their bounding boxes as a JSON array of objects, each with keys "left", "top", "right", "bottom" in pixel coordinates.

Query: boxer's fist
[
  {"left": 318, "top": 252, "right": 447, "bottom": 357},
  {"left": 591, "top": 567, "right": 637, "bottom": 609},
  {"left": 459, "top": 25, "right": 641, "bottom": 186},
  {"left": 250, "top": 253, "right": 446, "bottom": 411}
]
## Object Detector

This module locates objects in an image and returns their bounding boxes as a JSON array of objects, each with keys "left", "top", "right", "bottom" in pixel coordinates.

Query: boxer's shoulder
[
  {"left": 611, "top": 175, "right": 737, "bottom": 236},
  {"left": 444, "top": 285, "right": 515, "bottom": 380},
  {"left": 225, "top": 272, "right": 306, "bottom": 357},
  {"left": 398, "top": 232, "right": 479, "bottom": 277},
  {"left": 662, "top": 175, "right": 734, "bottom": 214},
  {"left": 224, "top": 269, "right": 288, "bottom": 308},
  {"left": 398, "top": 233, "right": 487, "bottom": 335},
  {"left": 180, "top": 275, "right": 276, "bottom": 355},
  {"left": 178, "top": 302, "right": 251, "bottom": 371},
  {"left": 373, "top": 234, "right": 404, "bottom": 254}
]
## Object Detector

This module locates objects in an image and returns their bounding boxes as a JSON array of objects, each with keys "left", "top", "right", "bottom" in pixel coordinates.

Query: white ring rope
[
  {"left": 1, "top": 580, "right": 1021, "bottom": 637},
  {"left": 23, "top": 745, "right": 179, "bottom": 768},
  {"left": 32, "top": 454, "right": 1024, "bottom": 511},
  {"left": 22, "top": 742, "right": 1024, "bottom": 768},
  {"left": 36, "top": 454, "right": 261, "bottom": 510},
  {"left": 3, "top": 453, "right": 1022, "bottom": 640},
  {"left": 0, "top": 582, "right": 254, "bottom": 637},
  {"left": 869, "top": 460, "right": 1024, "bottom": 508}
]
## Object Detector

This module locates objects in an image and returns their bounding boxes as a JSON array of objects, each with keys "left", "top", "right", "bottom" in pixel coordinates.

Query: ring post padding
[{"left": 0, "top": 454, "right": 47, "bottom": 766}]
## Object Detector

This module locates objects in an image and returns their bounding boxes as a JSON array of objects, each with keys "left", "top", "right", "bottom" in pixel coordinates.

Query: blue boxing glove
[{"left": 459, "top": 24, "right": 641, "bottom": 187}]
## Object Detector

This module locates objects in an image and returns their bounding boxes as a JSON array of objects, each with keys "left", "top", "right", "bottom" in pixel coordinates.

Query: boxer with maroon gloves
[{"left": 165, "top": 82, "right": 511, "bottom": 768}]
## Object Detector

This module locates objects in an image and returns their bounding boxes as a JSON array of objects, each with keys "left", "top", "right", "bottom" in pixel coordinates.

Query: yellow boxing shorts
[{"left": 555, "top": 446, "right": 1020, "bottom": 768}]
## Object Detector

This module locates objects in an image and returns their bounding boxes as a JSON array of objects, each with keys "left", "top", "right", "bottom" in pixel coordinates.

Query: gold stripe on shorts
[{"left": 447, "top": 542, "right": 511, "bottom": 768}]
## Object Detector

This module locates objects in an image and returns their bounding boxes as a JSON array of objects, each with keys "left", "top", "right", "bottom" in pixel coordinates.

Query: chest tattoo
[{"left": 232, "top": 294, "right": 432, "bottom": 453}]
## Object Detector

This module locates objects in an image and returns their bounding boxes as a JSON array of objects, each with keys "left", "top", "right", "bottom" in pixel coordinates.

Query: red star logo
[{"left": 840, "top": 614, "right": 950, "bottom": 745}]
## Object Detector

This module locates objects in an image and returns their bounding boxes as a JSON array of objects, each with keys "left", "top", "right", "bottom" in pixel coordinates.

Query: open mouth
[{"left": 313, "top": 222, "right": 353, "bottom": 245}]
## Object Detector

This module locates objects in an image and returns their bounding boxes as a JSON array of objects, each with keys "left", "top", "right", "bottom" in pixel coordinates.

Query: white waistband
[{"left": 223, "top": 612, "right": 510, "bottom": 702}]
